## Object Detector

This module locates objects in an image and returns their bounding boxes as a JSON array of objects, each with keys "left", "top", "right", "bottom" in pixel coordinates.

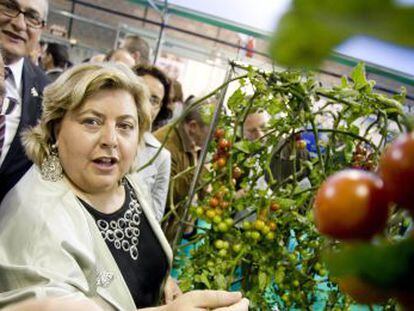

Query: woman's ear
[{"left": 53, "top": 121, "right": 62, "bottom": 145}]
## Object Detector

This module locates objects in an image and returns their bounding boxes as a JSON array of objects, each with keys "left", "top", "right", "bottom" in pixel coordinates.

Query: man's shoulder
[
  {"left": 153, "top": 125, "right": 180, "bottom": 148},
  {"left": 23, "top": 58, "right": 50, "bottom": 88}
]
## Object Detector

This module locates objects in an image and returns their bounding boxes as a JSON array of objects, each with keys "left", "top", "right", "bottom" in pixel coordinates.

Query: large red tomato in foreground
[
  {"left": 314, "top": 170, "right": 389, "bottom": 240},
  {"left": 379, "top": 132, "right": 414, "bottom": 211},
  {"left": 337, "top": 276, "right": 390, "bottom": 304}
]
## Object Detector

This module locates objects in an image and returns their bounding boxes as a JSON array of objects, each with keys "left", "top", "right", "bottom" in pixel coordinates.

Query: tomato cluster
[
  {"left": 313, "top": 131, "right": 414, "bottom": 305},
  {"left": 314, "top": 132, "right": 414, "bottom": 240},
  {"left": 212, "top": 129, "right": 232, "bottom": 170},
  {"left": 351, "top": 143, "right": 376, "bottom": 171}
]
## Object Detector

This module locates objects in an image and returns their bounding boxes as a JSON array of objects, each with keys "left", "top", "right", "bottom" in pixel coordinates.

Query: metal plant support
[{"left": 171, "top": 64, "right": 235, "bottom": 251}]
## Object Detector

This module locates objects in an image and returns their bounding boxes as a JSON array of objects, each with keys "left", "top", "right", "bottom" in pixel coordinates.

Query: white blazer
[
  {"left": 135, "top": 132, "right": 171, "bottom": 222},
  {"left": 0, "top": 166, "right": 172, "bottom": 311}
]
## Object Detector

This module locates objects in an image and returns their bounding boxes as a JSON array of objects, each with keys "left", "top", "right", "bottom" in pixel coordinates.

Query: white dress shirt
[{"left": 0, "top": 58, "right": 24, "bottom": 166}]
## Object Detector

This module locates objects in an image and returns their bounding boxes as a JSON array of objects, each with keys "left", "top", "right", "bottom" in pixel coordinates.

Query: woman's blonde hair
[{"left": 23, "top": 62, "right": 151, "bottom": 167}]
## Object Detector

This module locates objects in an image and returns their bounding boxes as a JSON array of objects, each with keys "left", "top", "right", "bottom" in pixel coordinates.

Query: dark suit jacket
[{"left": 0, "top": 58, "right": 50, "bottom": 202}]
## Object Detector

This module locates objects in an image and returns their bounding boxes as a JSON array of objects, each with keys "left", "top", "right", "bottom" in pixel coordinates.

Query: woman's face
[
  {"left": 142, "top": 74, "right": 165, "bottom": 122},
  {"left": 56, "top": 89, "right": 139, "bottom": 194}
]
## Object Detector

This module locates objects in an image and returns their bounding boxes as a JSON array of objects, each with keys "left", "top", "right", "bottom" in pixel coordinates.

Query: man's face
[
  {"left": 190, "top": 121, "right": 209, "bottom": 149},
  {"left": 243, "top": 112, "right": 269, "bottom": 141},
  {"left": 0, "top": 0, "right": 47, "bottom": 64}
]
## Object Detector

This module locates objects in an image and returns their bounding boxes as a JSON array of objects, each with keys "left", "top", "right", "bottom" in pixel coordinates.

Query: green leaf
[
  {"left": 324, "top": 238, "right": 414, "bottom": 290},
  {"left": 233, "top": 141, "right": 252, "bottom": 154},
  {"left": 200, "top": 273, "right": 211, "bottom": 289},
  {"left": 350, "top": 63, "right": 368, "bottom": 91},
  {"left": 275, "top": 198, "right": 296, "bottom": 209},
  {"left": 258, "top": 271, "right": 268, "bottom": 291},
  {"left": 215, "top": 274, "right": 227, "bottom": 289},
  {"left": 227, "top": 88, "right": 245, "bottom": 111}
]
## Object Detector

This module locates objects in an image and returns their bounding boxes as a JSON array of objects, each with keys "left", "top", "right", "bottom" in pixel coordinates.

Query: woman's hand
[
  {"left": 164, "top": 276, "right": 183, "bottom": 304},
  {"left": 164, "top": 290, "right": 249, "bottom": 311}
]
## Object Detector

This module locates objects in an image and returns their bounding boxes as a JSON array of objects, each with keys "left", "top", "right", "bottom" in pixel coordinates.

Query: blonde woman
[{"left": 0, "top": 63, "right": 248, "bottom": 311}]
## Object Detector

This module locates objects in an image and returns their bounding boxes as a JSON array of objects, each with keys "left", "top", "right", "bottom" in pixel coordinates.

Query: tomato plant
[{"left": 162, "top": 62, "right": 410, "bottom": 310}]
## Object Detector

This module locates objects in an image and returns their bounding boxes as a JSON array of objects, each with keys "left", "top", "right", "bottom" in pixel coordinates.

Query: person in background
[
  {"left": 121, "top": 34, "right": 150, "bottom": 65},
  {"left": 134, "top": 64, "right": 172, "bottom": 131},
  {"left": 243, "top": 109, "right": 270, "bottom": 141},
  {"left": 41, "top": 42, "right": 70, "bottom": 81},
  {"left": 0, "top": 62, "right": 249, "bottom": 311},
  {"left": 0, "top": 0, "right": 50, "bottom": 202},
  {"left": 105, "top": 48, "right": 135, "bottom": 68},
  {"left": 89, "top": 53, "right": 106, "bottom": 63},
  {"left": 133, "top": 64, "right": 172, "bottom": 223},
  {"left": 154, "top": 97, "right": 213, "bottom": 245},
  {"left": 167, "top": 79, "right": 184, "bottom": 123}
]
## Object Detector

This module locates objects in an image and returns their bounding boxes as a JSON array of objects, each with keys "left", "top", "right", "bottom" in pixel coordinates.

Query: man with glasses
[{"left": 0, "top": 0, "right": 50, "bottom": 202}]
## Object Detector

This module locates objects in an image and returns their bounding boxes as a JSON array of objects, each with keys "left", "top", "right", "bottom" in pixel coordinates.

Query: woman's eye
[
  {"left": 118, "top": 122, "right": 134, "bottom": 130},
  {"left": 82, "top": 118, "right": 100, "bottom": 127}
]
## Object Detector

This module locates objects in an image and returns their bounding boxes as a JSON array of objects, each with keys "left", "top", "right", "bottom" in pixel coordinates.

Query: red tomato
[
  {"left": 337, "top": 276, "right": 390, "bottom": 304},
  {"left": 379, "top": 132, "right": 414, "bottom": 210},
  {"left": 314, "top": 169, "right": 389, "bottom": 240}
]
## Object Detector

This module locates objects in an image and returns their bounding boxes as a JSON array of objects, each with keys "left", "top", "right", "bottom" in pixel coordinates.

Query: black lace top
[{"left": 80, "top": 181, "right": 168, "bottom": 308}]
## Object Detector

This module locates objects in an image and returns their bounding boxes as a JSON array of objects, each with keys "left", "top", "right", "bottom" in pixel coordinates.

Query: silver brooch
[
  {"left": 96, "top": 271, "right": 114, "bottom": 288},
  {"left": 30, "top": 87, "right": 39, "bottom": 97}
]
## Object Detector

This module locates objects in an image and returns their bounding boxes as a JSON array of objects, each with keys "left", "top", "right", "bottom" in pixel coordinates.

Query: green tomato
[
  {"left": 265, "top": 232, "right": 275, "bottom": 241},
  {"left": 213, "top": 215, "right": 222, "bottom": 224},
  {"left": 214, "top": 239, "right": 225, "bottom": 249},
  {"left": 195, "top": 207, "right": 204, "bottom": 217},
  {"left": 224, "top": 218, "right": 234, "bottom": 227},
  {"left": 251, "top": 231, "right": 261, "bottom": 241},
  {"left": 262, "top": 225, "right": 271, "bottom": 235},
  {"left": 218, "top": 222, "right": 229, "bottom": 232},
  {"left": 218, "top": 249, "right": 228, "bottom": 257},
  {"left": 222, "top": 241, "right": 230, "bottom": 249},
  {"left": 232, "top": 243, "right": 242, "bottom": 253},
  {"left": 242, "top": 221, "right": 251, "bottom": 230}
]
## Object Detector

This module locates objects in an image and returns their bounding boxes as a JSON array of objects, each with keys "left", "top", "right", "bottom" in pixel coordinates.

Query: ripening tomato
[
  {"left": 314, "top": 169, "right": 389, "bottom": 240},
  {"left": 214, "top": 128, "right": 225, "bottom": 140},
  {"left": 220, "top": 201, "right": 229, "bottom": 209},
  {"left": 217, "top": 157, "right": 227, "bottom": 168},
  {"left": 296, "top": 139, "right": 307, "bottom": 150},
  {"left": 379, "top": 132, "right": 414, "bottom": 210},
  {"left": 232, "top": 166, "right": 242, "bottom": 179},
  {"left": 209, "top": 197, "right": 219, "bottom": 208},
  {"left": 270, "top": 201, "right": 280, "bottom": 212},
  {"left": 218, "top": 138, "right": 231, "bottom": 150}
]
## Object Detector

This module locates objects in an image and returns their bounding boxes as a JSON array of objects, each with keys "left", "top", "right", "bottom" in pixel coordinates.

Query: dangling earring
[{"left": 41, "top": 143, "right": 63, "bottom": 182}]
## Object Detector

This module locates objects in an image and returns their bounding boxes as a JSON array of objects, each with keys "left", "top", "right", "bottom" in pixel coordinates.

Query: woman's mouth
[{"left": 92, "top": 157, "right": 119, "bottom": 170}]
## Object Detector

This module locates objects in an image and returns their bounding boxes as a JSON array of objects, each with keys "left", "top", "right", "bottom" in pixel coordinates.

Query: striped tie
[
  {"left": 0, "top": 67, "right": 16, "bottom": 158},
  {"left": 0, "top": 102, "right": 5, "bottom": 158}
]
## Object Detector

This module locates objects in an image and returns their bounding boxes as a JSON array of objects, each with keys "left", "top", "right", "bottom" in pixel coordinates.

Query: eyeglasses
[{"left": 0, "top": 0, "right": 45, "bottom": 29}]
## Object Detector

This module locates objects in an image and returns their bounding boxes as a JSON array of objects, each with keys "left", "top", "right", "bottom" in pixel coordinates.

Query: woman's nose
[{"left": 100, "top": 125, "right": 117, "bottom": 148}]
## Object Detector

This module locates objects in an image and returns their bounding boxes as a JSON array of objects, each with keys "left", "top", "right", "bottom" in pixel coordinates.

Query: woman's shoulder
[
  {"left": 0, "top": 166, "right": 77, "bottom": 231},
  {"left": 2, "top": 166, "right": 69, "bottom": 208}
]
